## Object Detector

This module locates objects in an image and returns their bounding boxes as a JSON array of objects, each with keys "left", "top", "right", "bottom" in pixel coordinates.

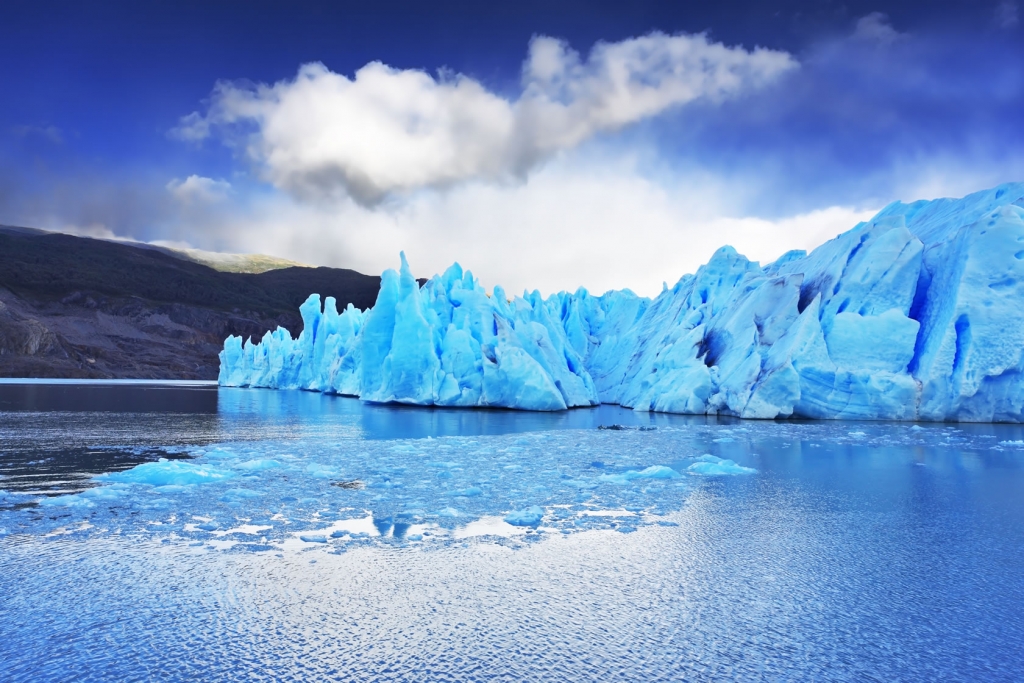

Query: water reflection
[
  {"left": 0, "top": 380, "right": 218, "bottom": 413},
  {"left": 216, "top": 386, "right": 723, "bottom": 439},
  {"left": 1, "top": 380, "right": 731, "bottom": 439}
]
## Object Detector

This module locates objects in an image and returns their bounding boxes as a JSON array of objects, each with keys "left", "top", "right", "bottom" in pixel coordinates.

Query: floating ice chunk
[
  {"left": 436, "top": 507, "right": 461, "bottom": 517},
  {"left": 305, "top": 464, "right": 340, "bottom": 478},
  {"left": 299, "top": 534, "right": 328, "bottom": 543},
  {"left": 38, "top": 485, "right": 129, "bottom": 508},
  {"left": 235, "top": 459, "right": 281, "bottom": 471},
  {"left": 447, "top": 486, "right": 483, "bottom": 497},
  {"left": 153, "top": 484, "right": 192, "bottom": 494},
  {"left": 598, "top": 465, "right": 681, "bottom": 485},
  {"left": 220, "top": 488, "right": 262, "bottom": 500},
  {"left": 102, "top": 461, "right": 234, "bottom": 487},
  {"left": 504, "top": 506, "right": 544, "bottom": 527},
  {"left": 687, "top": 455, "right": 757, "bottom": 476}
]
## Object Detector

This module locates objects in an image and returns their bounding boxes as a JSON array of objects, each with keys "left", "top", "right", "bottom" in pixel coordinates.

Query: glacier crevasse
[{"left": 220, "top": 183, "right": 1024, "bottom": 421}]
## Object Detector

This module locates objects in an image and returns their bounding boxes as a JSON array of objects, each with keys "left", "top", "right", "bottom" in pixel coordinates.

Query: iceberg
[
  {"left": 220, "top": 183, "right": 1024, "bottom": 422},
  {"left": 220, "top": 253, "right": 599, "bottom": 411}
]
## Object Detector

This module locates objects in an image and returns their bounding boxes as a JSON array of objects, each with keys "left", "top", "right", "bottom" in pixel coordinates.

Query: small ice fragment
[
  {"left": 197, "top": 523, "right": 219, "bottom": 531},
  {"left": 102, "top": 461, "right": 233, "bottom": 487},
  {"left": 848, "top": 431, "right": 867, "bottom": 438},
  {"left": 910, "top": 425, "right": 924, "bottom": 431},
  {"left": 153, "top": 484, "right": 191, "bottom": 494},
  {"left": 300, "top": 534, "right": 328, "bottom": 543},
  {"left": 220, "top": 488, "right": 262, "bottom": 501},
  {"left": 38, "top": 485, "right": 128, "bottom": 508},
  {"left": 407, "top": 533, "right": 423, "bottom": 541},
  {"left": 504, "top": 506, "right": 544, "bottom": 527},
  {"left": 436, "top": 507, "right": 461, "bottom": 517},
  {"left": 235, "top": 459, "right": 281, "bottom": 471},
  {"left": 599, "top": 465, "right": 680, "bottom": 485},
  {"left": 306, "top": 464, "right": 340, "bottom": 478},
  {"left": 447, "top": 486, "right": 483, "bottom": 497},
  {"left": 686, "top": 455, "right": 756, "bottom": 476}
]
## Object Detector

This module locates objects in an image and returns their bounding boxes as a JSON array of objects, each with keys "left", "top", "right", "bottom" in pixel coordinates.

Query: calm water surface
[{"left": 1, "top": 381, "right": 1022, "bottom": 681}]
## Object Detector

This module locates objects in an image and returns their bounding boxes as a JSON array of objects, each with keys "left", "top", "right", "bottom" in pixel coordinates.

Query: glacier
[{"left": 219, "top": 182, "right": 1024, "bottom": 422}]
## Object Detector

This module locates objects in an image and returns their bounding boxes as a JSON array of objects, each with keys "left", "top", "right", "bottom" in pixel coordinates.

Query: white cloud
[
  {"left": 852, "top": 13, "right": 904, "bottom": 45},
  {"left": 174, "top": 32, "right": 796, "bottom": 205},
  {"left": 173, "top": 156, "right": 875, "bottom": 298},
  {"left": 169, "top": 112, "right": 211, "bottom": 142},
  {"left": 166, "top": 175, "right": 232, "bottom": 203}
]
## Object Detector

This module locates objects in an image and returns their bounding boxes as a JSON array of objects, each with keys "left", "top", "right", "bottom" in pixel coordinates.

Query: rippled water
[{"left": 2, "top": 381, "right": 1023, "bottom": 681}]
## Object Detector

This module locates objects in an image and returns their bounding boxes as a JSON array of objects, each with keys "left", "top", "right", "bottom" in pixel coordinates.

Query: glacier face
[
  {"left": 220, "top": 182, "right": 1024, "bottom": 421},
  {"left": 220, "top": 253, "right": 599, "bottom": 411}
]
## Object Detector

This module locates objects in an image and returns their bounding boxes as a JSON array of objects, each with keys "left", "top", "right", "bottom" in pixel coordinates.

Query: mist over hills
[{"left": 0, "top": 225, "right": 382, "bottom": 379}]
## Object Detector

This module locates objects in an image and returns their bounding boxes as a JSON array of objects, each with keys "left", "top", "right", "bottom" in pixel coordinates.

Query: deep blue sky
[{"left": 1, "top": 0, "right": 1022, "bottom": 292}]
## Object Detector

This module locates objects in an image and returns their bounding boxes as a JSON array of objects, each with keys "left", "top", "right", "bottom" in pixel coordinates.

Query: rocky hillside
[{"left": 0, "top": 226, "right": 382, "bottom": 379}]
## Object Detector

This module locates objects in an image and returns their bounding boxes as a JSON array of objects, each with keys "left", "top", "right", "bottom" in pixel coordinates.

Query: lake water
[{"left": 1, "top": 380, "right": 1023, "bottom": 681}]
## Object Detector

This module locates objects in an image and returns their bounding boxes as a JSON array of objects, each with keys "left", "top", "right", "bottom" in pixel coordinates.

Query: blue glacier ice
[
  {"left": 220, "top": 183, "right": 1024, "bottom": 422},
  {"left": 221, "top": 253, "right": 598, "bottom": 410}
]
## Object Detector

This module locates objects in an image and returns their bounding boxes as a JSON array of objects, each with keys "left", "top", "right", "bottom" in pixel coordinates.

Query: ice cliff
[
  {"left": 219, "top": 253, "right": 599, "bottom": 411},
  {"left": 220, "top": 182, "right": 1024, "bottom": 421}
]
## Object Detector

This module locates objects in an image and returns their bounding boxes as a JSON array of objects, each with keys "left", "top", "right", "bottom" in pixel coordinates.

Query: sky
[{"left": 1, "top": 0, "right": 1022, "bottom": 296}]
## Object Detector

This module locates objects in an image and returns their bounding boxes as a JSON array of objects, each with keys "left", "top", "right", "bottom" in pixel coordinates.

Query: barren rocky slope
[{"left": 0, "top": 226, "right": 381, "bottom": 379}]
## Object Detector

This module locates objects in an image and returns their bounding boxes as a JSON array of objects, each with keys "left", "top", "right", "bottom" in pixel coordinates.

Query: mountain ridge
[{"left": 0, "top": 226, "right": 382, "bottom": 379}]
